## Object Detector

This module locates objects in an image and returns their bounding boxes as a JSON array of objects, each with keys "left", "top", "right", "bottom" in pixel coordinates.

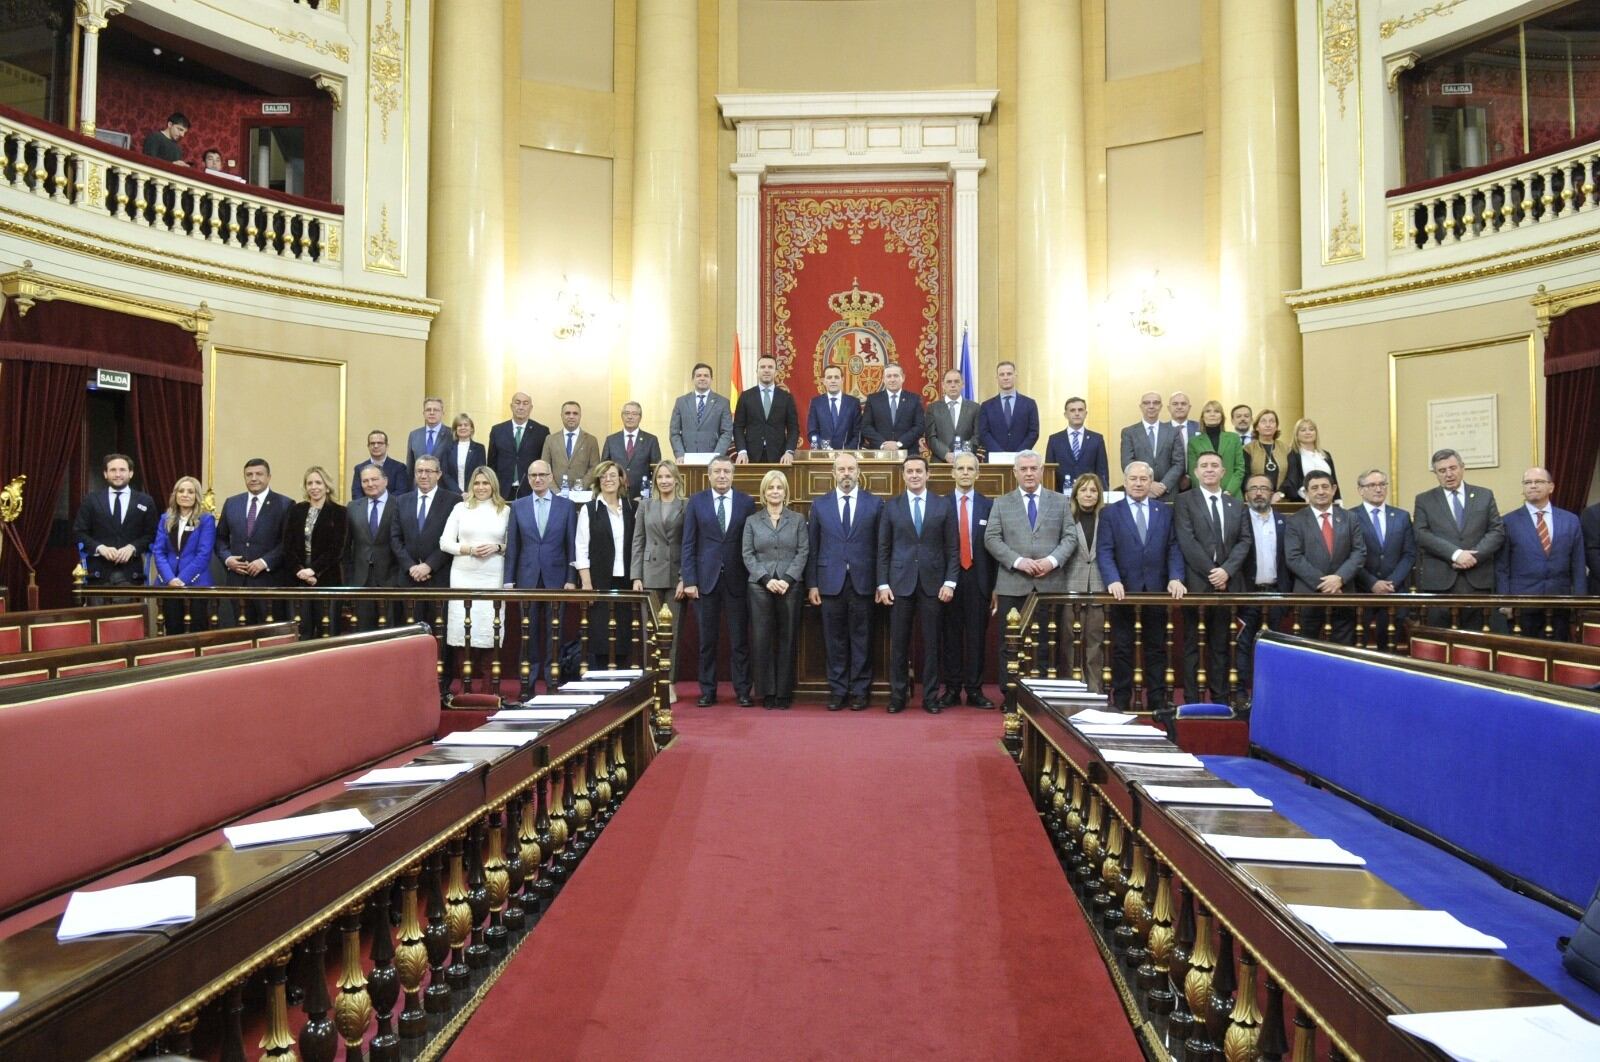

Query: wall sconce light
[
  {"left": 1099, "top": 270, "right": 1175, "bottom": 338},
  {"left": 549, "top": 275, "right": 596, "bottom": 340}
]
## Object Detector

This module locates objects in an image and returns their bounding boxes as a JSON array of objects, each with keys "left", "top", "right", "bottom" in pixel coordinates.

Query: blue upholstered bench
[{"left": 1205, "top": 633, "right": 1600, "bottom": 1018}]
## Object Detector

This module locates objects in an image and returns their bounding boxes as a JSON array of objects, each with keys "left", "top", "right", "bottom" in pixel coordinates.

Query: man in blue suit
[
  {"left": 807, "top": 452, "right": 883, "bottom": 710},
  {"left": 805, "top": 364, "right": 862, "bottom": 450},
  {"left": 682, "top": 456, "right": 756, "bottom": 706},
  {"left": 503, "top": 460, "right": 577, "bottom": 696},
  {"left": 1043, "top": 396, "right": 1109, "bottom": 492},
  {"left": 876, "top": 456, "right": 959, "bottom": 713},
  {"left": 941, "top": 453, "right": 997, "bottom": 707},
  {"left": 405, "top": 397, "right": 452, "bottom": 477},
  {"left": 978, "top": 361, "right": 1040, "bottom": 456},
  {"left": 1235, "top": 474, "right": 1291, "bottom": 703},
  {"left": 1097, "top": 460, "right": 1186, "bottom": 713},
  {"left": 859, "top": 362, "right": 925, "bottom": 452},
  {"left": 1495, "top": 466, "right": 1586, "bottom": 640},
  {"left": 350, "top": 429, "right": 410, "bottom": 498},
  {"left": 1350, "top": 468, "right": 1416, "bottom": 650},
  {"left": 392, "top": 455, "right": 463, "bottom": 692},
  {"left": 215, "top": 458, "right": 294, "bottom": 623}
]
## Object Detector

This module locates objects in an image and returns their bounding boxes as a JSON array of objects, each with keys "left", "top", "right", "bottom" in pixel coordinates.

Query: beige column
[
  {"left": 74, "top": 0, "right": 128, "bottom": 137},
  {"left": 426, "top": 0, "right": 505, "bottom": 423},
  {"left": 1218, "top": 0, "right": 1302, "bottom": 420},
  {"left": 1015, "top": 0, "right": 1089, "bottom": 417},
  {"left": 629, "top": 0, "right": 699, "bottom": 426}
]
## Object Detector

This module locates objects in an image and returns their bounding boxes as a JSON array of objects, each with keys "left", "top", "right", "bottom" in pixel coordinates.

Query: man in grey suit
[
  {"left": 669, "top": 362, "right": 734, "bottom": 461},
  {"left": 925, "top": 368, "right": 982, "bottom": 463},
  {"left": 346, "top": 464, "right": 398, "bottom": 630},
  {"left": 1285, "top": 470, "right": 1366, "bottom": 645},
  {"left": 601, "top": 401, "right": 662, "bottom": 499},
  {"left": 1174, "top": 452, "right": 1253, "bottom": 703},
  {"left": 1119, "top": 391, "right": 1180, "bottom": 496},
  {"left": 406, "top": 396, "right": 452, "bottom": 477},
  {"left": 983, "top": 450, "right": 1078, "bottom": 675},
  {"left": 1413, "top": 447, "right": 1505, "bottom": 629}
]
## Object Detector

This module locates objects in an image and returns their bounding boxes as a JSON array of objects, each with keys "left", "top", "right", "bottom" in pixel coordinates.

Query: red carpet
[{"left": 447, "top": 697, "right": 1144, "bottom": 1061}]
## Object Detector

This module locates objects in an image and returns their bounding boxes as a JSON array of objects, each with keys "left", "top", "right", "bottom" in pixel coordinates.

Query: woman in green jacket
[{"left": 1185, "top": 399, "right": 1246, "bottom": 495}]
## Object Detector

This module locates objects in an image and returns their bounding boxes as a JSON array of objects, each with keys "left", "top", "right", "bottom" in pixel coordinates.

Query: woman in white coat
[{"left": 441, "top": 466, "right": 511, "bottom": 693}]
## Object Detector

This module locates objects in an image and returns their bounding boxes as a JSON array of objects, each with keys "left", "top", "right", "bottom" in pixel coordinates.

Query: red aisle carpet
[{"left": 447, "top": 697, "right": 1143, "bottom": 1061}]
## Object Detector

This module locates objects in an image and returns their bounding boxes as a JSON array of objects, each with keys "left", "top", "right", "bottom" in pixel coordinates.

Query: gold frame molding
[
  {"left": 1532, "top": 278, "right": 1600, "bottom": 335},
  {"left": 0, "top": 263, "right": 212, "bottom": 348},
  {"left": 206, "top": 345, "right": 348, "bottom": 494},
  {"left": 1387, "top": 332, "right": 1540, "bottom": 502}
]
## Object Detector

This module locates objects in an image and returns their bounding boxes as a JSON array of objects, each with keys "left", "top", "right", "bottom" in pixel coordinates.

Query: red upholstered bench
[
  {"left": 0, "top": 627, "right": 440, "bottom": 919},
  {"left": 0, "top": 623, "right": 297, "bottom": 685},
  {"left": 0, "top": 604, "right": 147, "bottom": 655}
]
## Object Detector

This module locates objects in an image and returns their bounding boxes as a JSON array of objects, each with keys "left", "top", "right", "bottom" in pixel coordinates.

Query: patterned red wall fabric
[{"left": 96, "top": 56, "right": 333, "bottom": 203}]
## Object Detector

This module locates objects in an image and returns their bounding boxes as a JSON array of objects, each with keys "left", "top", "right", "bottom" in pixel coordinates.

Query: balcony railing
[
  {"left": 1390, "top": 137, "right": 1600, "bottom": 255},
  {"left": 0, "top": 111, "right": 342, "bottom": 268}
]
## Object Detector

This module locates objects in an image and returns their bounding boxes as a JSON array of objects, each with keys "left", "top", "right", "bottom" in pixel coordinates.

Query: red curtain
[
  {"left": 130, "top": 375, "right": 203, "bottom": 507},
  {"left": 0, "top": 360, "right": 87, "bottom": 604},
  {"left": 0, "top": 299, "right": 201, "bottom": 383},
  {"left": 1543, "top": 302, "right": 1600, "bottom": 513}
]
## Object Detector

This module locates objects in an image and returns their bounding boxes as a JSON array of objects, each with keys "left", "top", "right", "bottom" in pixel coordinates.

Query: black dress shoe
[
  {"left": 737, "top": 694, "right": 754, "bottom": 707},
  {"left": 776, "top": 698, "right": 790, "bottom": 710},
  {"left": 827, "top": 697, "right": 845, "bottom": 711},
  {"left": 967, "top": 691, "right": 997, "bottom": 709},
  {"left": 887, "top": 699, "right": 905, "bottom": 714},
  {"left": 923, "top": 702, "right": 942, "bottom": 714},
  {"left": 849, "top": 695, "right": 869, "bottom": 711},
  {"left": 763, "top": 696, "right": 775, "bottom": 709},
  {"left": 696, "top": 693, "right": 715, "bottom": 707}
]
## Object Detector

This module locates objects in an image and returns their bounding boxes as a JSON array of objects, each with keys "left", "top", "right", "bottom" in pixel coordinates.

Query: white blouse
[
  {"left": 576, "top": 500, "right": 627, "bottom": 577},
  {"left": 454, "top": 439, "right": 472, "bottom": 490}
]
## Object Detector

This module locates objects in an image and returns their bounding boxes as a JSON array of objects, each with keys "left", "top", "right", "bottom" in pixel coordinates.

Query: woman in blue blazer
[{"left": 151, "top": 475, "right": 217, "bottom": 632}]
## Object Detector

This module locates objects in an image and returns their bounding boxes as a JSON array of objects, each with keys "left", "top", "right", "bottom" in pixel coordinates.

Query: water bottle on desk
[
  {"left": 559, "top": 474, "right": 570, "bottom": 497},
  {"left": 810, "top": 433, "right": 819, "bottom": 452},
  {"left": 641, "top": 481, "right": 652, "bottom": 501},
  {"left": 953, "top": 435, "right": 962, "bottom": 457}
]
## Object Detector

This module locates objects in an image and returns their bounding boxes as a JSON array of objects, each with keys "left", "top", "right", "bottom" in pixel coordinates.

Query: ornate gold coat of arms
[{"left": 815, "top": 279, "right": 897, "bottom": 400}]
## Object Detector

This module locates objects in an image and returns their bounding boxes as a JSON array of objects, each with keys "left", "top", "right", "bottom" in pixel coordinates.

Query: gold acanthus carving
[
  {"left": 1380, "top": 0, "right": 1468, "bottom": 40},
  {"left": 270, "top": 28, "right": 350, "bottom": 64},
  {"left": 313, "top": 73, "right": 344, "bottom": 111},
  {"left": 1391, "top": 208, "right": 1408, "bottom": 250},
  {"left": 369, "top": 0, "right": 403, "bottom": 142},
  {"left": 1321, "top": 0, "right": 1359, "bottom": 119},
  {"left": 1385, "top": 50, "right": 1420, "bottom": 92},
  {"left": 73, "top": 0, "right": 127, "bottom": 32},
  {"left": 366, "top": 205, "right": 400, "bottom": 272},
  {"left": 1326, "top": 191, "right": 1362, "bottom": 263},
  {"left": 322, "top": 221, "right": 342, "bottom": 264}
]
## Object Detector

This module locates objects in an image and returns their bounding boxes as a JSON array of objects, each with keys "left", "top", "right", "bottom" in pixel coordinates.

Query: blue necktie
[
  {"left": 913, "top": 494, "right": 923, "bottom": 535},
  {"left": 1026, "top": 492, "right": 1037, "bottom": 530},
  {"left": 535, "top": 496, "right": 547, "bottom": 536},
  {"left": 1071, "top": 431, "right": 1081, "bottom": 459},
  {"left": 566, "top": 432, "right": 575, "bottom": 458},
  {"left": 1451, "top": 490, "right": 1465, "bottom": 529},
  {"left": 1134, "top": 502, "right": 1147, "bottom": 543},
  {"left": 1371, "top": 508, "right": 1385, "bottom": 548},
  {"left": 697, "top": 394, "right": 706, "bottom": 423},
  {"left": 842, "top": 494, "right": 853, "bottom": 536},
  {"left": 426, "top": 427, "right": 436, "bottom": 450},
  {"left": 417, "top": 494, "right": 428, "bottom": 526},
  {"left": 1005, "top": 395, "right": 1014, "bottom": 425},
  {"left": 716, "top": 493, "right": 727, "bottom": 532},
  {"left": 368, "top": 498, "right": 379, "bottom": 538}
]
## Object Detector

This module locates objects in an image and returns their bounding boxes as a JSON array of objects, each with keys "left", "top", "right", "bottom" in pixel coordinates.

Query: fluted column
[
  {"left": 951, "top": 159, "right": 984, "bottom": 364},
  {"left": 1218, "top": 0, "right": 1302, "bottom": 418},
  {"left": 732, "top": 162, "right": 763, "bottom": 380},
  {"left": 426, "top": 0, "right": 505, "bottom": 421},
  {"left": 1015, "top": 0, "right": 1089, "bottom": 416},
  {"left": 630, "top": 0, "right": 699, "bottom": 422},
  {"left": 75, "top": 0, "right": 128, "bottom": 137}
]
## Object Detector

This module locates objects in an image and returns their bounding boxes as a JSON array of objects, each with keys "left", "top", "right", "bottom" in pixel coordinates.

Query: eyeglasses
[{"left": 529, "top": 472, "right": 552, "bottom": 478}]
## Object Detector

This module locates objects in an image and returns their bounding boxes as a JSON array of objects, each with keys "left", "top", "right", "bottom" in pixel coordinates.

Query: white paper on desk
[
  {"left": 681, "top": 452, "right": 720, "bottom": 466},
  {"left": 582, "top": 669, "right": 645, "bottom": 679},
  {"left": 56, "top": 876, "right": 196, "bottom": 941},
  {"left": 560, "top": 681, "right": 630, "bottom": 691},
  {"left": 1024, "top": 678, "right": 1089, "bottom": 689},
  {"left": 225, "top": 809, "right": 374, "bottom": 849},
  {"left": 524, "top": 695, "right": 606, "bottom": 706},
  {"left": 1101, "top": 749, "right": 1203, "bottom": 768},
  {"left": 1204, "top": 834, "right": 1366, "bottom": 866},
  {"left": 0, "top": 991, "right": 16, "bottom": 1012},
  {"left": 346, "top": 763, "right": 474, "bottom": 787},
  {"left": 1075, "top": 723, "right": 1166, "bottom": 738},
  {"left": 1288, "top": 905, "right": 1506, "bottom": 950},
  {"left": 1144, "top": 785, "right": 1273, "bottom": 808},
  {"left": 1389, "top": 1004, "right": 1600, "bottom": 1062},
  {"left": 491, "top": 708, "right": 577, "bottom": 722},
  {"left": 433, "top": 731, "right": 540, "bottom": 748},
  {"left": 988, "top": 451, "right": 1019, "bottom": 465},
  {"left": 1070, "top": 708, "right": 1138, "bottom": 726}
]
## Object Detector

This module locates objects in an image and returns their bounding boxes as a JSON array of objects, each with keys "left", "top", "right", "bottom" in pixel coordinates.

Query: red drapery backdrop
[
  {"left": 0, "top": 360, "right": 86, "bottom": 605},
  {"left": 1543, "top": 302, "right": 1600, "bottom": 513},
  {"left": 762, "top": 183, "right": 952, "bottom": 431}
]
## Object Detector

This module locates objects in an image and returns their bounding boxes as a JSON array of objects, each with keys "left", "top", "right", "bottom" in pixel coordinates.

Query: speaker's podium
[{"left": 678, "top": 450, "right": 1058, "bottom": 695}]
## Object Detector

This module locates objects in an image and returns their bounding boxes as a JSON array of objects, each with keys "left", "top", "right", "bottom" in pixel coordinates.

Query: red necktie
[
  {"left": 626, "top": 434, "right": 636, "bottom": 461},
  {"left": 1320, "top": 511, "right": 1334, "bottom": 554},
  {"left": 959, "top": 494, "right": 973, "bottom": 570},
  {"left": 1537, "top": 510, "right": 1551, "bottom": 554}
]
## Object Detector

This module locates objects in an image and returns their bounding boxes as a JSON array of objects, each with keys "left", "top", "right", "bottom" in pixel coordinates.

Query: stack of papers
[
  {"left": 1144, "top": 785, "right": 1273, "bottom": 808},
  {"left": 225, "top": 809, "right": 374, "bottom": 849},
  {"left": 57, "top": 877, "right": 196, "bottom": 941},
  {"left": 583, "top": 669, "right": 644, "bottom": 679},
  {"left": 559, "top": 681, "right": 630, "bottom": 691},
  {"left": 1070, "top": 708, "right": 1137, "bottom": 726},
  {"left": 1024, "top": 678, "right": 1089, "bottom": 691},
  {"left": 1288, "top": 905, "right": 1506, "bottom": 950},
  {"left": 524, "top": 694, "right": 606, "bottom": 707},
  {"left": 1389, "top": 1004, "right": 1600, "bottom": 1062},
  {"left": 1076, "top": 723, "right": 1166, "bottom": 738},
  {"left": 346, "top": 763, "right": 474, "bottom": 787},
  {"left": 0, "top": 991, "right": 16, "bottom": 1013},
  {"left": 491, "top": 707, "right": 578, "bottom": 722},
  {"left": 434, "top": 731, "right": 540, "bottom": 748},
  {"left": 1101, "top": 749, "right": 1203, "bottom": 768},
  {"left": 1203, "top": 834, "right": 1366, "bottom": 866}
]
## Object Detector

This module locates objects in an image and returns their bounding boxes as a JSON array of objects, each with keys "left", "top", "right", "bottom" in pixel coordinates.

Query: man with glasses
[
  {"left": 1494, "top": 467, "right": 1586, "bottom": 640},
  {"left": 683, "top": 456, "right": 756, "bottom": 705},
  {"left": 1350, "top": 469, "right": 1415, "bottom": 649},
  {"left": 1234, "top": 474, "right": 1290, "bottom": 706},
  {"left": 1413, "top": 448, "right": 1504, "bottom": 629},
  {"left": 505, "top": 461, "right": 578, "bottom": 698}
]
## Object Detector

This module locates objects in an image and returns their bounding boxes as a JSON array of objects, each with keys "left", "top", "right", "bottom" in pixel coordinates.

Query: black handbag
[{"left": 1560, "top": 878, "right": 1600, "bottom": 992}]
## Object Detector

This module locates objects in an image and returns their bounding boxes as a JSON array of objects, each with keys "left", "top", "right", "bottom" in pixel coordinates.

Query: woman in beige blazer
[
  {"left": 1061, "top": 473, "right": 1107, "bottom": 692},
  {"left": 630, "top": 460, "right": 687, "bottom": 699}
]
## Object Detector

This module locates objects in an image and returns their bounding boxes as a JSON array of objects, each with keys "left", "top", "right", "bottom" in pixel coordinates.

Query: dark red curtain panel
[
  {"left": 0, "top": 360, "right": 87, "bottom": 604},
  {"left": 1543, "top": 302, "right": 1600, "bottom": 513},
  {"left": 0, "top": 299, "right": 201, "bottom": 383},
  {"left": 130, "top": 375, "right": 203, "bottom": 508}
]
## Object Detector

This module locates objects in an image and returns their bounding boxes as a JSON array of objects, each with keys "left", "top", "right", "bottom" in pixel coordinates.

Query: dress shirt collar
[
  {"left": 417, "top": 488, "right": 435, "bottom": 501},
  {"left": 838, "top": 488, "right": 854, "bottom": 501},
  {"left": 110, "top": 486, "right": 126, "bottom": 500},
  {"left": 247, "top": 489, "right": 267, "bottom": 502},
  {"left": 512, "top": 417, "right": 528, "bottom": 428},
  {"left": 1526, "top": 502, "right": 1550, "bottom": 519},
  {"left": 694, "top": 386, "right": 710, "bottom": 396},
  {"left": 885, "top": 389, "right": 901, "bottom": 400},
  {"left": 1201, "top": 488, "right": 1224, "bottom": 505},
  {"left": 1252, "top": 508, "right": 1275, "bottom": 525},
  {"left": 713, "top": 489, "right": 731, "bottom": 501},
  {"left": 1369, "top": 505, "right": 1384, "bottom": 520},
  {"left": 908, "top": 489, "right": 927, "bottom": 502},
  {"left": 1141, "top": 416, "right": 1159, "bottom": 426},
  {"left": 1311, "top": 504, "right": 1335, "bottom": 519},
  {"left": 952, "top": 486, "right": 973, "bottom": 499},
  {"left": 998, "top": 388, "right": 1017, "bottom": 398},
  {"left": 531, "top": 489, "right": 551, "bottom": 502}
]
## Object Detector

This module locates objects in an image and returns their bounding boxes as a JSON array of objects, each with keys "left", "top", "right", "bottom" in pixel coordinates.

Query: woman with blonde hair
[
  {"left": 631, "top": 460, "right": 687, "bottom": 699},
  {"left": 1062, "top": 473, "right": 1107, "bottom": 692},
  {"left": 576, "top": 460, "right": 637, "bottom": 669},
  {"left": 441, "top": 465, "right": 511, "bottom": 693},
  {"left": 741, "top": 469, "right": 808, "bottom": 708},
  {"left": 282, "top": 465, "right": 350, "bottom": 636},
  {"left": 150, "top": 475, "right": 216, "bottom": 632},
  {"left": 1281, "top": 417, "right": 1340, "bottom": 502},
  {"left": 442, "top": 412, "right": 488, "bottom": 496}
]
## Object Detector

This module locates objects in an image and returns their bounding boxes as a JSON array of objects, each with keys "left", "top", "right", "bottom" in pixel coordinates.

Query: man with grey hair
[
  {"left": 1097, "top": 459, "right": 1185, "bottom": 713},
  {"left": 487, "top": 391, "right": 549, "bottom": 500},
  {"left": 392, "top": 455, "right": 462, "bottom": 693},
  {"left": 602, "top": 400, "right": 662, "bottom": 499},
  {"left": 1119, "top": 392, "right": 1180, "bottom": 498},
  {"left": 406, "top": 396, "right": 452, "bottom": 476},
  {"left": 1413, "top": 447, "right": 1504, "bottom": 628},
  {"left": 1350, "top": 467, "right": 1414, "bottom": 649},
  {"left": 983, "top": 449, "right": 1077, "bottom": 677}
]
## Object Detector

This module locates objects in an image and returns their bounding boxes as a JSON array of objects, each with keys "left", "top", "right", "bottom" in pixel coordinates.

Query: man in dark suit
[
  {"left": 1119, "top": 392, "right": 1181, "bottom": 498},
  {"left": 601, "top": 401, "right": 662, "bottom": 499},
  {"left": 1350, "top": 468, "right": 1416, "bottom": 650},
  {"left": 1495, "top": 467, "right": 1586, "bottom": 640},
  {"left": 1165, "top": 392, "right": 1203, "bottom": 490},
  {"left": 504, "top": 460, "right": 578, "bottom": 696},
  {"left": 350, "top": 430, "right": 409, "bottom": 498},
  {"left": 215, "top": 458, "right": 294, "bottom": 623},
  {"left": 391, "top": 456, "right": 461, "bottom": 673},
  {"left": 74, "top": 452, "right": 158, "bottom": 586},
  {"left": 876, "top": 456, "right": 959, "bottom": 713},
  {"left": 1413, "top": 448, "right": 1505, "bottom": 629},
  {"left": 1174, "top": 452, "right": 1252, "bottom": 705},
  {"left": 682, "top": 456, "right": 756, "bottom": 706},
  {"left": 669, "top": 363, "right": 735, "bottom": 460},
  {"left": 1285, "top": 470, "right": 1366, "bottom": 645},
  {"left": 860, "top": 362, "right": 925, "bottom": 452},
  {"left": 942, "top": 453, "right": 997, "bottom": 707},
  {"left": 978, "top": 361, "right": 1040, "bottom": 455},
  {"left": 1235, "top": 474, "right": 1291, "bottom": 702},
  {"left": 1097, "top": 461, "right": 1186, "bottom": 713},
  {"left": 925, "top": 369, "right": 982, "bottom": 463},
  {"left": 1044, "top": 396, "right": 1110, "bottom": 491},
  {"left": 805, "top": 365, "right": 862, "bottom": 450},
  {"left": 807, "top": 452, "right": 883, "bottom": 709},
  {"left": 1231, "top": 404, "right": 1254, "bottom": 445},
  {"left": 405, "top": 397, "right": 452, "bottom": 477},
  {"left": 1584, "top": 500, "right": 1600, "bottom": 592},
  {"left": 346, "top": 463, "right": 399, "bottom": 630},
  {"left": 486, "top": 392, "right": 549, "bottom": 501},
  {"left": 734, "top": 355, "right": 800, "bottom": 465}
]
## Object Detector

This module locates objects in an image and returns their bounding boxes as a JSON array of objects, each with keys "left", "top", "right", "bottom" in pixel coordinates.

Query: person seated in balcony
[
  {"left": 142, "top": 113, "right": 190, "bottom": 166},
  {"left": 202, "top": 148, "right": 243, "bottom": 182}
]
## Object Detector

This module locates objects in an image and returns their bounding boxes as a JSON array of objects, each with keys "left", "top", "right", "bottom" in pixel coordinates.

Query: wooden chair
[
  {"left": 1449, "top": 644, "right": 1492, "bottom": 671},
  {"left": 1493, "top": 651, "right": 1547, "bottom": 681},
  {"left": 1408, "top": 636, "right": 1448, "bottom": 662},
  {"left": 1551, "top": 660, "right": 1600, "bottom": 688}
]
